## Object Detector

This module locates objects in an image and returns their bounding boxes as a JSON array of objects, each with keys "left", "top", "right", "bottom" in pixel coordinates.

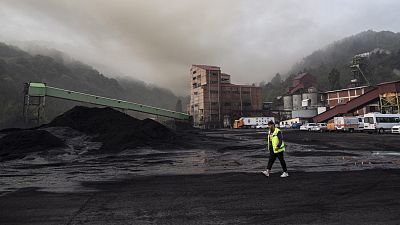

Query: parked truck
[
  {"left": 334, "top": 116, "right": 362, "bottom": 132},
  {"left": 233, "top": 117, "right": 275, "bottom": 129}
]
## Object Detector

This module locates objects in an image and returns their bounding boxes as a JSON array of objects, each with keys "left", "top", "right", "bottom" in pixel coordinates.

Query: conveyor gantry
[{"left": 23, "top": 82, "right": 190, "bottom": 123}]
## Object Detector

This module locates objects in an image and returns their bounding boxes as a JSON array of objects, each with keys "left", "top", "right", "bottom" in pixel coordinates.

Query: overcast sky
[{"left": 1, "top": 0, "right": 400, "bottom": 95}]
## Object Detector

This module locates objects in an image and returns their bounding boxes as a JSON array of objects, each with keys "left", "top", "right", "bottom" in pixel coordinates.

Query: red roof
[
  {"left": 192, "top": 65, "right": 220, "bottom": 71},
  {"left": 294, "top": 73, "right": 309, "bottom": 80},
  {"left": 289, "top": 84, "right": 305, "bottom": 94}
]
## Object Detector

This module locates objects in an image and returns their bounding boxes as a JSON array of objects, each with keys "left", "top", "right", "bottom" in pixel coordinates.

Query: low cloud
[{"left": 1, "top": 0, "right": 400, "bottom": 95}]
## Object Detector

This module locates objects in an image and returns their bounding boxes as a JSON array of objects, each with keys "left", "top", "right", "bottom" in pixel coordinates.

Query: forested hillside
[
  {"left": 0, "top": 43, "right": 182, "bottom": 128},
  {"left": 261, "top": 30, "right": 400, "bottom": 101}
]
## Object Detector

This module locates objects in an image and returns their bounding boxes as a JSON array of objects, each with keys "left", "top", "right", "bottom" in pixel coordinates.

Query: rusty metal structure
[{"left": 313, "top": 80, "right": 400, "bottom": 122}]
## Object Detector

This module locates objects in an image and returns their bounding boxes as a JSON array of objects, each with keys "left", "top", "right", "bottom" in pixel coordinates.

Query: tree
[
  {"left": 175, "top": 98, "right": 183, "bottom": 112},
  {"left": 271, "top": 73, "right": 282, "bottom": 86},
  {"left": 328, "top": 68, "right": 341, "bottom": 90}
]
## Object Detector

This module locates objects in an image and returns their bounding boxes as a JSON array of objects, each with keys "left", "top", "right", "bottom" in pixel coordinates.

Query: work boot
[
  {"left": 280, "top": 172, "right": 289, "bottom": 178},
  {"left": 262, "top": 170, "right": 270, "bottom": 177}
]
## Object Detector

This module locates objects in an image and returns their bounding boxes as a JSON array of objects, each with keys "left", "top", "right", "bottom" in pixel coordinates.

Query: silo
[
  {"left": 302, "top": 92, "right": 318, "bottom": 107},
  {"left": 292, "top": 94, "right": 302, "bottom": 110},
  {"left": 283, "top": 95, "right": 293, "bottom": 110}
]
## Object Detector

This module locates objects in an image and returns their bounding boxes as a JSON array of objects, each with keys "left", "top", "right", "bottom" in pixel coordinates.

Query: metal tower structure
[{"left": 350, "top": 53, "right": 371, "bottom": 87}]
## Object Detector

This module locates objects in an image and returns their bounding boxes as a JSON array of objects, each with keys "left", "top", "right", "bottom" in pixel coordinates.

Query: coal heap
[
  {"left": 0, "top": 130, "right": 66, "bottom": 161},
  {"left": 46, "top": 106, "right": 179, "bottom": 152}
]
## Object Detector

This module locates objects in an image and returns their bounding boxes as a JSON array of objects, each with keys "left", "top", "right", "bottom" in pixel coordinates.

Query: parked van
[
  {"left": 363, "top": 113, "right": 400, "bottom": 134},
  {"left": 357, "top": 116, "right": 364, "bottom": 130}
]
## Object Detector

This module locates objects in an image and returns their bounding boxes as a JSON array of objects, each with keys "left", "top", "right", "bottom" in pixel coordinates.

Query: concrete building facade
[
  {"left": 283, "top": 73, "right": 325, "bottom": 120},
  {"left": 189, "top": 65, "right": 262, "bottom": 129}
]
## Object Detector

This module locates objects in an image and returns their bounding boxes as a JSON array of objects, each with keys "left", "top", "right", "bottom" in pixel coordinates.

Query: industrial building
[
  {"left": 325, "top": 85, "right": 379, "bottom": 115},
  {"left": 312, "top": 52, "right": 400, "bottom": 122},
  {"left": 189, "top": 65, "right": 262, "bottom": 129},
  {"left": 313, "top": 80, "right": 400, "bottom": 122},
  {"left": 283, "top": 73, "right": 325, "bottom": 120}
]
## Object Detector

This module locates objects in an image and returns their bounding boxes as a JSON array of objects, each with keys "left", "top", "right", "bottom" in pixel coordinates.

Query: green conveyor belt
[{"left": 27, "top": 82, "right": 189, "bottom": 120}]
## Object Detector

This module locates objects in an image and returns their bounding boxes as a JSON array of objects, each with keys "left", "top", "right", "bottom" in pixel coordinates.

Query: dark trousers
[{"left": 267, "top": 150, "right": 287, "bottom": 172}]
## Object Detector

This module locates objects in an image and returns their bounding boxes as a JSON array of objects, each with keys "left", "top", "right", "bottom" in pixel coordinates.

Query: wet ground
[
  {"left": 1, "top": 129, "right": 400, "bottom": 194},
  {"left": 1, "top": 128, "right": 400, "bottom": 224}
]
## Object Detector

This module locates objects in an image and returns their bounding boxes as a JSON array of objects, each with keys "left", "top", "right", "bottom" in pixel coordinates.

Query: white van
[
  {"left": 363, "top": 113, "right": 400, "bottom": 134},
  {"left": 357, "top": 116, "right": 364, "bottom": 130}
]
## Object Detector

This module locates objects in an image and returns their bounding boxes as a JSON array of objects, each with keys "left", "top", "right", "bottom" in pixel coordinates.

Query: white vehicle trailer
[
  {"left": 357, "top": 116, "right": 364, "bottom": 130},
  {"left": 334, "top": 117, "right": 361, "bottom": 132},
  {"left": 241, "top": 117, "right": 275, "bottom": 128},
  {"left": 363, "top": 113, "right": 400, "bottom": 134}
]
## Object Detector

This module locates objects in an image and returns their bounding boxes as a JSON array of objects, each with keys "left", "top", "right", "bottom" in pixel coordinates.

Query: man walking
[{"left": 262, "top": 120, "right": 289, "bottom": 178}]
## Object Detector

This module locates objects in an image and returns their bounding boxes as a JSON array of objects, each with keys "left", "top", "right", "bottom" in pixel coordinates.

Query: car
[
  {"left": 300, "top": 123, "right": 318, "bottom": 131},
  {"left": 392, "top": 125, "right": 400, "bottom": 134},
  {"left": 256, "top": 124, "right": 269, "bottom": 129},
  {"left": 312, "top": 123, "right": 327, "bottom": 132},
  {"left": 279, "top": 123, "right": 291, "bottom": 129},
  {"left": 291, "top": 122, "right": 302, "bottom": 129}
]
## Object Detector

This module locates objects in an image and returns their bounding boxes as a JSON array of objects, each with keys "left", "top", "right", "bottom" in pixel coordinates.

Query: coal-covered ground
[
  {"left": 1, "top": 111, "right": 400, "bottom": 224},
  {"left": 1, "top": 170, "right": 400, "bottom": 225}
]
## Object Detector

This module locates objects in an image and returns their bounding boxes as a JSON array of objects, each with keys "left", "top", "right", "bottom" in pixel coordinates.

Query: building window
[
  {"left": 210, "top": 90, "right": 218, "bottom": 94},
  {"left": 194, "top": 92, "right": 198, "bottom": 95},
  {"left": 211, "top": 102, "right": 218, "bottom": 106},
  {"left": 210, "top": 72, "right": 218, "bottom": 76},
  {"left": 193, "top": 70, "right": 197, "bottom": 74},
  {"left": 192, "top": 83, "right": 201, "bottom": 88}
]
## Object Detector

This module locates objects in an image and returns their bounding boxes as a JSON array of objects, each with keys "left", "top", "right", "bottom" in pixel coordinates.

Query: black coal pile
[
  {"left": 174, "top": 119, "right": 196, "bottom": 131},
  {"left": 0, "top": 130, "right": 66, "bottom": 161},
  {"left": 46, "top": 106, "right": 181, "bottom": 152}
]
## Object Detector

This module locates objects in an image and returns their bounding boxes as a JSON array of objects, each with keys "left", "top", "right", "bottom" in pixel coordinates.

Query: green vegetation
[
  {"left": 261, "top": 30, "right": 400, "bottom": 101},
  {"left": 0, "top": 43, "right": 183, "bottom": 129}
]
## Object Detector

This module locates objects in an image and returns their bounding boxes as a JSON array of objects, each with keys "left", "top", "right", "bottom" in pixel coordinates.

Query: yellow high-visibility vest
[{"left": 268, "top": 128, "right": 285, "bottom": 153}]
